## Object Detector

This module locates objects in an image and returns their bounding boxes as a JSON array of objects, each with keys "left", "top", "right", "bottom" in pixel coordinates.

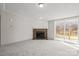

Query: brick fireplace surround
[{"left": 33, "top": 29, "right": 48, "bottom": 40}]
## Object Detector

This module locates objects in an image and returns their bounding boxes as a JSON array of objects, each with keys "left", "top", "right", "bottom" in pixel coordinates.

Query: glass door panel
[
  {"left": 65, "top": 19, "right": 78, "bottom": 43},
  {"left": 54, "top": 17, "right": 78, "bottom": 43},
  {"left": 55, "top": 21, "right": 65, "bottom": 41}
]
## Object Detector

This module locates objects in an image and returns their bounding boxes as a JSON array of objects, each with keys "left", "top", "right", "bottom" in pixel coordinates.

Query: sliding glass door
[
  {"left": 54, "top": 17, "right": 79, "bottom": 43},
  {"left": 65, "top": 18, "right": 78, "bottom": 43},
  {"left": 55, "top": 20, "right": 65, "bottom": 41}
]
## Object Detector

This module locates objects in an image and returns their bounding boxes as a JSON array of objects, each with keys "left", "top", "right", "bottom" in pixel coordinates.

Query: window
[{"left": 55, "top": 17, "right": 79, "bottom": 43}]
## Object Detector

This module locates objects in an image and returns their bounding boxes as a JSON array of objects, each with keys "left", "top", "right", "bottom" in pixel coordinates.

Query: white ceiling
[{"left": 1, "top": 3, "right": 79, "bottom": 20}]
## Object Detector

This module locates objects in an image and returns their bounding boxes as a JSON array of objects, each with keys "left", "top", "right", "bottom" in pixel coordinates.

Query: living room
[{"left": 0, "top": 3, "right": 79, "bottom": 56}]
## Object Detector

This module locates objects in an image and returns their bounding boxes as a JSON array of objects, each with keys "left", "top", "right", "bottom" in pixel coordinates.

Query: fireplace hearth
[{"left": 33, "top": 29, "right": 48, "bottom": 40}]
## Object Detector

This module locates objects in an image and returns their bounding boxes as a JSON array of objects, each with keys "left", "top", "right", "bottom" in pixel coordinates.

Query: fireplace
[
  {"left": 36, "top": 31, "right": 45, "bottom": 39},
  {"left": 33, "top": 29, "right": 48, "bottom": 40}
]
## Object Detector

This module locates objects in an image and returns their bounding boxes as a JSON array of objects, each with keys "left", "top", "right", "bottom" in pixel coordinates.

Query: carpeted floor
[{"left": 0, "top": 40, "right": 79, "bottom": 56}]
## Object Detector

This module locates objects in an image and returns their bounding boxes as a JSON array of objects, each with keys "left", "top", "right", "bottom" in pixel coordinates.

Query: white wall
[
  {"left": 48, "top": 21, "right": 54, "bottom": 40},
  {"left": 1, "top": 10, "right": 34, "bottom": 45},
  {"left": 0, "top": 15, "right": 1, "bottom": 45},
  {"left": 33, "top": 19, "right": 48, "bottom": 29},
  {"left": 0, "top": 4, "right": 1, "bottom": 45},
  {"left": 0, "top": 10, "right": 48, "bottom": 45}
]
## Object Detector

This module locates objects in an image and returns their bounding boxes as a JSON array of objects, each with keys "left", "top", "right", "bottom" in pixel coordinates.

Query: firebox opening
[{"left": 36, "top": 31, "right": 45, "bottom": 39}]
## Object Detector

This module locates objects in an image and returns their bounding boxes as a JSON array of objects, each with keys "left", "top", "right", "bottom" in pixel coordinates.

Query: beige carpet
[{"left": 0, "top": 40, "right": 79, "bottom": 56}]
